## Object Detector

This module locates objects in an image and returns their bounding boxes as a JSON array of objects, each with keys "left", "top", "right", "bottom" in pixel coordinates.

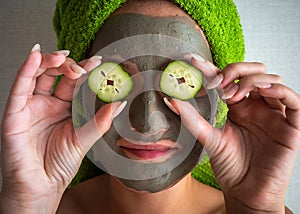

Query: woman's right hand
[
  {"left": 167, "top": 55, "right": 300, "bottom": 213},
  {"left": 0, "top": 44, "right": 125, "bottom": 213}
]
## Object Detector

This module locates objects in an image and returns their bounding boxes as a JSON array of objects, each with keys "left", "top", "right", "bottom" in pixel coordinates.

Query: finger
[
  {"left": 30, "top": 51, "right": 69, "bottom": 82},
  {"left": 164, "top": 98, "right": 221, "bottom": 154},
  {"left": 257, "top": 84, "right": 300, "bottom": 128},
  {"left": 225, "top": 74, "right": 282, "bottom": 104},
  {"left": 220, "top": 62, "right": 267, "bottom": 88},
  {"left": 33, "top": 74, "right": 56, "bottom": 96},
  {"left": 248, "top": 91, "right": 285, "bottom": 112},
  {"left": 34, "top": 57, "right": 83, "bottom": 98},
  {"left": 187, "top": 53, "right": 220, "bottom": 80},
  {"left": 57, "top": 57, "right": 87, "bottom": 79},
  {"left": 190, "top": 59, "right": 264, "bottom": 105},
  {"left": 206, "top": 62, "right": 267, "bottom": 91},
  {"left": 35, "top": 57, "right": 86, "bottom": 95},
  {"left": 75, "top": 101, "right": 127, "bottom": 154},
  {"left": 5, "top": 49, "right": 42, "bottom": 115},
  {"left": 40, "top": 51, "right": 69, "bottom": 69},
  {"left": 264, "top": 97, "right": 285, "bottom": 112},
  {"left": 33, "top": 51, "right": 70, "bottom": 95},
  {"left": 78, "top": 55, "right": 102, "bottom": 72},
  {"left": 53, "top": 56, "right": 102, "bottom": 101}
]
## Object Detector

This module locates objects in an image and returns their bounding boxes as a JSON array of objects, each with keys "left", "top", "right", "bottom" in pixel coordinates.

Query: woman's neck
[
  {"left": 106, "top": 173, "right": 224, "bottom": 214},
  {"left": 58, "top": 173, "right": 225, "bottom": 213},
  {"left": 107, "top": 174, "right": 191, "bottom": 214}
]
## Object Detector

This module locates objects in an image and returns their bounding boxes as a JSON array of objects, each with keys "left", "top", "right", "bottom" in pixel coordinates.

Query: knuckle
[
  {"left": 224, "top": 62, "right": 240, "bottom": 71},
  {"left": 222, "top": 63, "right": 243, "bottom": 79},
  {"left": 253, "top": 62, "right": 267, "bottom": 73}
]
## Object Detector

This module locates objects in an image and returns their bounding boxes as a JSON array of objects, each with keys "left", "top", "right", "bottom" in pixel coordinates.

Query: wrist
[
  {"left": 0, "top": 193, "right": 61, "bottom": 214},
  {"left": 224, "top": 193, "right": 285, "bottom": 214},
  {"left": 0, "top": 195, "right": 47, "bottom": 214},
  {"left": 0, "top": 185, "right": 65, "bottom": 214}
]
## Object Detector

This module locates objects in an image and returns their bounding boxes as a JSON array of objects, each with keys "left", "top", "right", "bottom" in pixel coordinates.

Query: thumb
[
  {"left": 75, "top": 101, "right": 127, "bottom": 154},
  {"left": 164, "top": 98, "right": 221, "bottom": 155}
]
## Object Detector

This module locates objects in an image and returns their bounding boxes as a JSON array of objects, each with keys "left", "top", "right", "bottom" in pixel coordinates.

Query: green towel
[{"left": 53, "top": 0, "right": 245, "bottom": 189}]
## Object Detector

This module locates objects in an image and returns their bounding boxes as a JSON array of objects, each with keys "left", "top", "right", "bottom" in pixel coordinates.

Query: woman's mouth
[{"left": 116, "top": 138, "right": 181, "bottom": 162}]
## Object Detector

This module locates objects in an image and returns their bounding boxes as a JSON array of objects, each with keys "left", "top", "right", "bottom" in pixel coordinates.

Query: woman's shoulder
[
  {"left": 56, "top": 174, "right": 226, "bottom": 214},
  {"left": 57, "top": 174, "right": 110, "bottom": 213},
  {"left": 189, "top": 177, "right": 226, "bottom": 214}
]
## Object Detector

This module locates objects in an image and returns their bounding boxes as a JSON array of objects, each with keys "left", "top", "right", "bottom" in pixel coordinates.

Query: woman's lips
[
  {"left": 121, "top": 147, "right": 170, "bottom": 159},
  {"left": 116, "top": 138, "right": 181, "bottom": 161}
]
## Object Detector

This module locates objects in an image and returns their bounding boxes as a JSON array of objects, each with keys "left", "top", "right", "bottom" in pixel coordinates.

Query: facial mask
[{"left": 72, "top": 14, "right": 219, "bottom": 192}]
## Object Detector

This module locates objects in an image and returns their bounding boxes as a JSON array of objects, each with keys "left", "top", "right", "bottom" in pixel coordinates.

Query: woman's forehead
[{"left": 88, "top": 14, "right": 212, "bottom": 62}]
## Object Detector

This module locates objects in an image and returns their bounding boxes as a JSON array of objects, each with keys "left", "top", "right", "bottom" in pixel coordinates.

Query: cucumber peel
[
  {"left": 160, "top": 61, "right": 203, "bottom": 100},
  {"left": 88, "top": 62, "right": 133, "bottom": 102}
]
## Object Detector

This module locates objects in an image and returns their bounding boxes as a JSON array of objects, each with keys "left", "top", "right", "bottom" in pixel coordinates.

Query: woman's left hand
[{"left": 166, "top": 56, "right": 300, "bottom": 213}]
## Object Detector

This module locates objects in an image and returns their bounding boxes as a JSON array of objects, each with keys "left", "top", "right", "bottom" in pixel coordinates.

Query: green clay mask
[
  {"left": 89, "top": 14, "right": 212, "bottom": 62},
  {"left": 73, "top": 14, "right": 218, "bottom": 192}
]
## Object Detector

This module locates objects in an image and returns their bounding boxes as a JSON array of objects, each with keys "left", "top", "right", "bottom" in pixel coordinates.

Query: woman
[{"left": 1, "top": 0, "right": 299, "bottom": 213}]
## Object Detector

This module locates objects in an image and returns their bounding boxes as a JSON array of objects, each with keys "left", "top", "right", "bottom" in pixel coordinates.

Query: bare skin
[
  {"left": 58, "top": 174, "right": 225, "bottom": 214},
  {"left": 0, "top": 0, "right": 299, "bottom": 214}
]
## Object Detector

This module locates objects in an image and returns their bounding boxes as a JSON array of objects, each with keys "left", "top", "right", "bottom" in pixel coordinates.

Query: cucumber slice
[
  {"left": 88, "top": 62, "right": 133, "bottom": 102},
  {"left": 160, "top": 61, "right": 203, "bottom": 100}
]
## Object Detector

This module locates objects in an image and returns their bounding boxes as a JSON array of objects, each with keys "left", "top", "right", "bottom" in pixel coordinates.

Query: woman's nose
[{"left": 128, "top": 90, "right": 172, "bottom": 134}]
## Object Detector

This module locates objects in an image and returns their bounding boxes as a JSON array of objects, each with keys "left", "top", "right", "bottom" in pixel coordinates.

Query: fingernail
[
  {"left": 112, "top": 101, "right": 127, "bottom": 118},
  {"left": 53, "top": 50, "right": 70, "bottom": 57},
  {"left": 207, "top": 73, "right": 224, "bottom": 89},
  {"left": 189, "top": 53, "right": 206, "bottom": 63},
  {"left": 31, "top": 43, "right": 41, "bottom": 52},
  {"left": 163, "top": 97, "right": 179, "bottom": 115},
  {"left": 85, "top": 55, "right": 102, "bottom": 69},
  {"left": 254, "top": 82, "right": 272, "bottom": 89},
  {"left": 90, "top": 55, "right": 102, "bottom": 61},
  {"left": 70, "top": 63, "right": 87, "bottom": 75},
  {"left": 222, "top": 84, "right": 239, "bottom": 100}
]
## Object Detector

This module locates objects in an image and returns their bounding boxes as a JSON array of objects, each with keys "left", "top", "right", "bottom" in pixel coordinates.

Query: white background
[{"left": 0, "top": 0, "right": 299, "bottom": 212}]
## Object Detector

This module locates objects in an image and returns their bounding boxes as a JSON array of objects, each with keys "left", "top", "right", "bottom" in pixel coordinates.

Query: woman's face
[{"left": 76, "top": 4, "right": 218, "bottom": 192}]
